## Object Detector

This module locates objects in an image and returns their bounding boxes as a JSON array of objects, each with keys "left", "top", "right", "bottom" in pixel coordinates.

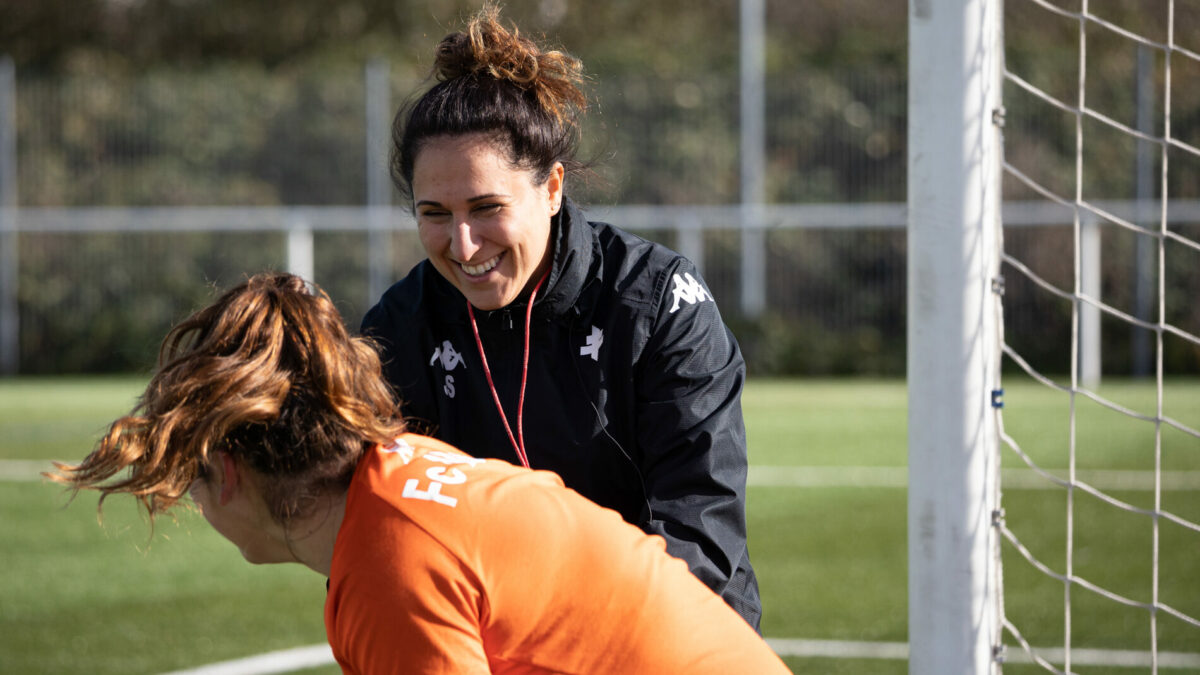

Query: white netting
[{"left": 998, "top": 0, "right": 1200, "bottom": 672}]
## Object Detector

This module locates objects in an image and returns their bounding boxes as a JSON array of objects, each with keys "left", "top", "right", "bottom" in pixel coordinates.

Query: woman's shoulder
[
  {"left": 590, "top": 220, "right": 681, "bottom": 264},
  {"left": 585, "top": 220, "right": 693, "bottom": 302}
]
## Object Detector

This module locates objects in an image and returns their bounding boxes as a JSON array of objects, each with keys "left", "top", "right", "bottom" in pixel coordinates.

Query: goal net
[{"left": 996, "top": 0, "right": 1200, "bottom": 672}]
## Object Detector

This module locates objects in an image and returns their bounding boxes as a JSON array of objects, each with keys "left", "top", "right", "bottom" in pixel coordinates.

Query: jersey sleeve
[
  {"left": 635, "top": 257, "right": 751, "bottom": 599},
  {"left": 326, "top": 509, "right": 491, "bottom": 675}
]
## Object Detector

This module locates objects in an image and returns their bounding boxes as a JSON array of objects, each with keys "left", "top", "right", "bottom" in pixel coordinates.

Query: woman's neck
[{"left": 278, "top": 493, "right": 348, "bottom": 577}]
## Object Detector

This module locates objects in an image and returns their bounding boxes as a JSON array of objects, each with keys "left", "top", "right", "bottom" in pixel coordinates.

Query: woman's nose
[{"left": 448, "top": 220, "right": 482, "bottom": 261}]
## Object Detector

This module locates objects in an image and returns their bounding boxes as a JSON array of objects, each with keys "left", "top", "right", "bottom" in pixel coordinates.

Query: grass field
[{"left": 2, "top": 376, "right": 1197, "bottom": 674}]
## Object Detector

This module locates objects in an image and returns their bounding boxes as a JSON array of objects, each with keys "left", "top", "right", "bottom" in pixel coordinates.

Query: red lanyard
[{"left": 466, "top": 269, "right": 549, "bottom": 468}]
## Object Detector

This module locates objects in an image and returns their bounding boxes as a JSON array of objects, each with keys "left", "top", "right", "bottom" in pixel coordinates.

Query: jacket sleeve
[{"left": 634, "top": 257, "right": 750, "bottom": 599}]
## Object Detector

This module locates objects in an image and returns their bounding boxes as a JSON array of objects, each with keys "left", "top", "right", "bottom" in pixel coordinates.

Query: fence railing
[{"left": 3, "top": 199, "right": 1198, "bottom": 375}]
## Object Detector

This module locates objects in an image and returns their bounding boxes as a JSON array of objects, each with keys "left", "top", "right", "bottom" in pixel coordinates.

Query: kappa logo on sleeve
[{"left": 668, "top": 272, "right": 714, "bottom": 313}]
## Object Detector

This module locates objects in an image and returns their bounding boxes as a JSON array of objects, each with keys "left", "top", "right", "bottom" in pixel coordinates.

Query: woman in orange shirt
[{"left": 53, "top": 273, "right": 788, "bottom": 674}]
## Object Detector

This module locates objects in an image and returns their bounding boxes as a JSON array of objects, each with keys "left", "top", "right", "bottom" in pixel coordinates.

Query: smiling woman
[
  {"left": 361, "top": 4, "right": 762, "bottom": 628},
  {"left": 412, "top": 133, "right": 563, "bottom": 312}
]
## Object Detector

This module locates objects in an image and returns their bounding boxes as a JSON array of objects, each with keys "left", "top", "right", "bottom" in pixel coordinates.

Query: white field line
[
  {"left": 158, "top": 645, "right": 335, "bottom": 675},
  {"left": 8, "top": 459, "right": 1200, "bottom": 491},
  {"left": 155, "top": 640, "right": 1200, "bottom": 674},
  {"left": 766, "top": 640, "right": 1200, "bottom": 669},
  {"left": 747, "top": 465, "right": 1200, "bottom": 491}
]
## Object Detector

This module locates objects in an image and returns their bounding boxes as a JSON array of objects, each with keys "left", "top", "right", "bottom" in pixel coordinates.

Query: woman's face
[{"left": 412, "top": 133, "right": 564, "bottom": 311}]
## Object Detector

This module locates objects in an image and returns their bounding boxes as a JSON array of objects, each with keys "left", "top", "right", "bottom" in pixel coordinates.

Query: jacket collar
[{"left": 535, "top": 196, "right": 601, "bottom": 321}]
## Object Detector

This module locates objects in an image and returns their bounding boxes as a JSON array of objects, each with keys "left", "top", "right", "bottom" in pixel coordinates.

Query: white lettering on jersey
[
  {"left": 580, "top": 325, "right": 603, "bottom": 361},
  {"left": 379, "top": 438, "right": 414, "bottom": 464},
  {"left": 402, "top": 478, "right": 458, "bottom": 507},
  {"left": 429, "top": 340, "right": 466, "bottom": 371},
  {"left": 423, "top": 450, "right": 484, "bottom": 467},
  {"left": 668, "top": 272, "right": 713, "bottom": 314},
  {"left": 399, "top": 448, "right": 485, "bottom": 508},
  {"left": 425, "top": 466, "right": 467, "bottom": 484},
  {"left": 443, "top": 374, "right": 456, "bottom": 398}
]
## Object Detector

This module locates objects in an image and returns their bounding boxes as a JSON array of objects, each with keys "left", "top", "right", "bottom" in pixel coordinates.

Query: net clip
[
  {"left": 991, "top": 388, "right": 1004, "bottom": 408},
  {"left": 992, "top": 106, "right": 1006, "bottom": 128}
]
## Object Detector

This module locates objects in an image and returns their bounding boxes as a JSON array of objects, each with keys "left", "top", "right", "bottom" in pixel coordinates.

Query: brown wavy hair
[
  {"left": 392, "top": 3, "right": 588, "bottom": 202},
  {"left": 50, "top": 273, "right": 406, "bottom": 525}
]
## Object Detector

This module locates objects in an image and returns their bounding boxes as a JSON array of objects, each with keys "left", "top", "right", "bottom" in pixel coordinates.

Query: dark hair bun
[{"left": 433, "top": 5, "right": 586, "bottom": 127}]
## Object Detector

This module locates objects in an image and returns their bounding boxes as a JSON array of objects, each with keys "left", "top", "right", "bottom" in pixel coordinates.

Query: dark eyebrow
[{"left": 415, "top": 194, "right": 508, "bottom": 209}]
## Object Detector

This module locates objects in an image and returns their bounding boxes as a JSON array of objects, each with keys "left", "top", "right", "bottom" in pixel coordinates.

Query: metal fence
[
  {"left": 0, "top": 57, "right": 914, "bottom": 375},
  {"left": 3, "top": 203, "right": 910, "bottom": 375},
  {"left": 2, "top": 59, "right": 1195, "bottom": 377}
]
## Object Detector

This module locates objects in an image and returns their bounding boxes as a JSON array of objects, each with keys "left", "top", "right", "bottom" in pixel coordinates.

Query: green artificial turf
[{"left": 3, "top": 376, "right": 1197, "bottom": 674}]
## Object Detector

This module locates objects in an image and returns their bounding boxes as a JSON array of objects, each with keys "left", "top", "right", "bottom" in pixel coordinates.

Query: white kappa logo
[
  {"left": 668, "top": 272, "right": 713, "bottom": 314},
  {"left": 430, "top": 340, "right": 465, "bottom": 399},
  {"left": 580, "top": 325, "right": 603, "bottom": 362},
  {"left": 429, "top": 340, "right": 466, "bottom": 371}
]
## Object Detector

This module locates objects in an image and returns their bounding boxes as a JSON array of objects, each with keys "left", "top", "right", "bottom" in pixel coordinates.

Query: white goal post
[{"left": 907, "top": 0, "right": 1004, "bottom": 673}]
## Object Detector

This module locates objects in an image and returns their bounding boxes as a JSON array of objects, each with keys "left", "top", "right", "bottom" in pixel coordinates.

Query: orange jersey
[{"left": 324, "top": 434, "right": 788, "bottom": 674}]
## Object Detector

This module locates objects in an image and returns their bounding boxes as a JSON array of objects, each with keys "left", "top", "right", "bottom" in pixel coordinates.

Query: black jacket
[{"left": 361, "top": 198, "right": 761, "bottom": 628}]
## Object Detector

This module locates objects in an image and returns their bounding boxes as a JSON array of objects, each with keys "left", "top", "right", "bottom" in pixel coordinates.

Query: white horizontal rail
[
  {"left": 10, "top": 206, "right": 418, "bottom": 232},
  {"left": 9, "top": 200, "right": 1200, "bottom": 233}
]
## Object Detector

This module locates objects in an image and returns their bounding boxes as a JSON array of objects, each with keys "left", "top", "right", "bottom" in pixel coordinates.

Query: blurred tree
[
  {"left": 0, "top": 0, "right": 878, "bottom": 76},
  {"left": 4, "top": 0, "right": 1196, "bottom": 376},
  {"left": 0, "top": 0, "right": 106, "bottom": 70}
]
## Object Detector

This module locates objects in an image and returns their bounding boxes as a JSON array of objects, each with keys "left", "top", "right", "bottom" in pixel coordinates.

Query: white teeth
[{"left": 461, "top": 254, "right": 501, "bottom": 276}]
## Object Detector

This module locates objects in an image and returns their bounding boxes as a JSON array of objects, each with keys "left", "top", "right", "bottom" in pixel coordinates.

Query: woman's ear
[
  {"left": 547, "top": 162, "right": 565, "bottom": 215},
  {"left": 217, "top": 451, "right": 240, "bottom": 506}
]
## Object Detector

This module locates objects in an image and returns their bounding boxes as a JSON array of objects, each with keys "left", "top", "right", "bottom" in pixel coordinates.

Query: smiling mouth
[{"left": 460, "top": 253, "right": 502, "bottom": 277}]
